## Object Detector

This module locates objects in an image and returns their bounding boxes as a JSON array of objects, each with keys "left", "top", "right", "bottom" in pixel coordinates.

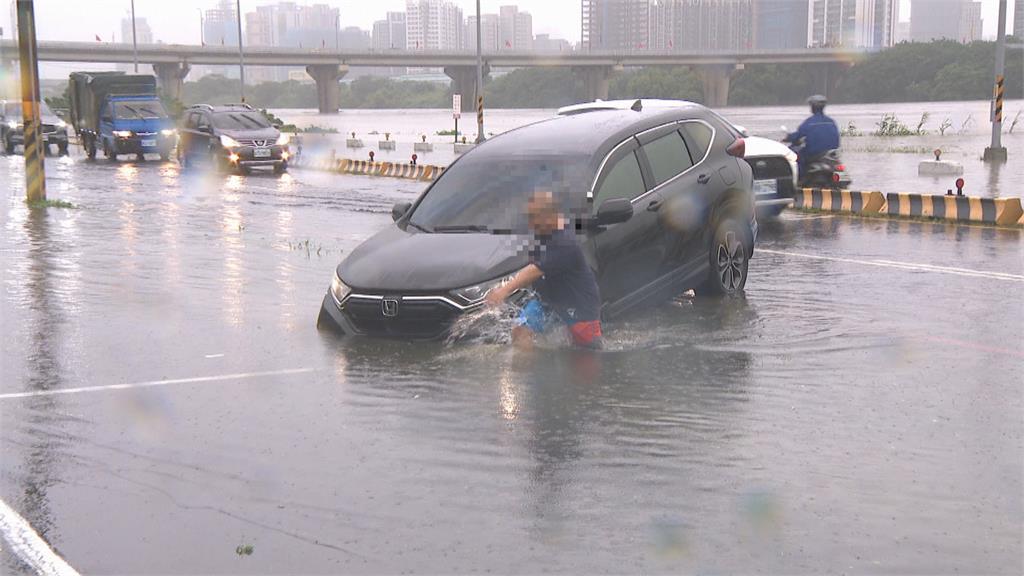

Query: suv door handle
[
  {"left": 697, "top": 173, "right": 711, "bottom": 185},
  {"left": 646, "top": 198, "right": 662, "bottom": 212}
]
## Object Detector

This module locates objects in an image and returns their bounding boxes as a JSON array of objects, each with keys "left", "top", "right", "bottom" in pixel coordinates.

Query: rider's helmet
[{"left": 808, "top": 94, "right": 827, "bottom": 114}]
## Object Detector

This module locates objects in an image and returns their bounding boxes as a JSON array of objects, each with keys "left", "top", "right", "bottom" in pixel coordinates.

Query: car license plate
[
  {"left": 753, "top": 179, "right": 778, "bottom": 196},
  {"left": 141, "top": 139, "right": 156, "bottom": 147},
  {"left": 253, "top": 147, "right": 271, "bottom": 158}
]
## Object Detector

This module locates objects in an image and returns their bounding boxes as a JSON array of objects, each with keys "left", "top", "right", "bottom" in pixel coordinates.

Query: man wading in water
[{"left": 485, "top": 190, "right": 603, "bottom": 350}]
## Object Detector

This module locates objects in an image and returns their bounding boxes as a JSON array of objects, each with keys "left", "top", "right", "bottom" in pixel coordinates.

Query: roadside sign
[{"left": 452, "top": 94, "right": 461, "bottom": 119}]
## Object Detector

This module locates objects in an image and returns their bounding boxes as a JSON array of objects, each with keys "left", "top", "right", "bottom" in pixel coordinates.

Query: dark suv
[
  {"left": 177, "top": 104, "right": 289, "bottom": 174},
  {"left": 318, "top": 100, "right": 756, "bottom": 340},
  {"left": 1, "top": 100, "right": 70, "bottom": 156}
]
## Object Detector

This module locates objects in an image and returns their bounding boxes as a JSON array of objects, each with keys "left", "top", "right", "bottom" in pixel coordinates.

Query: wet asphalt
[{"left": 1, "top": 153, "right": 1022, "bottom": 574}]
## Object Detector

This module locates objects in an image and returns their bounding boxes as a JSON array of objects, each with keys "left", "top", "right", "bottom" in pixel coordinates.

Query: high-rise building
[
  {"left": 466, "top": 14, "right": 500, "bottom": 51},
  {"left": 910, "top": 0, "right": 981, "bottom": 43},
  {"left": 121, "top": 17, "right": 153, "bottom": 45},
  {"left": 753, "top": 0, "right": 808, "bottom": 49},
  {"left": 497, "top": 6, "right": 533, "bottom": 50},
  {"left": 1016, "top": 0, "right": 1023, "bottom": 38},
  {"left": 533, "top": 33, "right": 573, "bottom": 52},
  {"left": 811, "top": 0, "right": 895, "bottom": 48},
  {"left": 372, "top": 12, "right": 407, "bottom": 50},
  {"left": 582, "top": 0, "right": 651, "bottom": 51},
  {"left": 406, "top": 0, "right": 464, "bottom": 51},
  {"left": 649, "top": 0, "right": 754, "bottom": 52},
  {"left": 243, "top": 2, "right": 341, "bottom": 82},
  {"left": 202, "top": 0, "right": 240, "bottom": 79}
]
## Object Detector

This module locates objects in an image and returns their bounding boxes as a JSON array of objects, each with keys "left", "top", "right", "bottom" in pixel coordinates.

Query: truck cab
[{"left": 99, "top": 97, "right": 176, "bottom": 161}]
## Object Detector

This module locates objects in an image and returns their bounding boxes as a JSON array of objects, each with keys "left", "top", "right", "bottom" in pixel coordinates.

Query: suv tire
[{"left": 695, "top": 216, "right": 751, "bottom": 297}]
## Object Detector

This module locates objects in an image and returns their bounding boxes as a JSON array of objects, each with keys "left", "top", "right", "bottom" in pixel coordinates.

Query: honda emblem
[{"left": 382, "top": 298, "right": 399, "bottom": 317}]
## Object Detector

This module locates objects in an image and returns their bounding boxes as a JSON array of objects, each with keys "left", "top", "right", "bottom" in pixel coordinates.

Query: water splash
[{"left": 445, "top": 303, "right": 570, "bottom": 348}]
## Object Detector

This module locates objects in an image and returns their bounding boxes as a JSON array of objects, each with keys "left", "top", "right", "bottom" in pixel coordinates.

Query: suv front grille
[
  {"left": 237, "top": 138, "right": 272, "bottom": 147},
  {"left": 342, "top": 296, "right": 462, "bottom": 339}
]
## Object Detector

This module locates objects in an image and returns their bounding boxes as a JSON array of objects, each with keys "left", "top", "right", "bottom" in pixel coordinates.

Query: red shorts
[{"left": 568, "top": 320, "right": 603, "bottom": 349}]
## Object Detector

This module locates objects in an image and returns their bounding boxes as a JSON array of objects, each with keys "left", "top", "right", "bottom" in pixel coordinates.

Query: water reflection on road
[{"left": 0, "top": 155, "right": 1020, "bottom": 574}]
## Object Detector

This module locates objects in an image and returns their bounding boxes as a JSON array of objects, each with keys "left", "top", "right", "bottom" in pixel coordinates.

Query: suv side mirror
[
  {"left": 595, "top": 198, "right": 633, "bottom": 226},
  {"left": 199, "top": 125, "right": 212, "bottom": 134},
  {"left": 392, "top": 201, "right": 412, "bottom": 222}
]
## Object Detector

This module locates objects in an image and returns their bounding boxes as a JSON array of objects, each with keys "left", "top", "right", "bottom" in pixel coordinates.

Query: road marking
[
  {"left": 204, "top": 353, "right": 225, "bottom": 359},
  {"left": 0, "top": 497, "right": 80, "bottom": 576},
  {"left": 758, "top": 249, "right": 1024, "bottom": 282},
  {"left": 920, "top": 336, "right": 1024, "bottom": 359},
  {"left": 0, "top": 368, "right": 315, "bottom": 401}
]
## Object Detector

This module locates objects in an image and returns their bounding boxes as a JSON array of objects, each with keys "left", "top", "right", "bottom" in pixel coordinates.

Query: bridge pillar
[
  {"left": 444, "top": 65, "right": 490, "bottom": 112},
  {"left": 153, "top": 62, "right": 191, "bottom": 102},
  {"left": 695, "top": 65, "right": 739, "bottom": 108},
  {"left": 306, "top": 64, "right": 349, "bottom": 114},
  {"left": 573, "top": 66, "right": 617, "bottom": 102}
]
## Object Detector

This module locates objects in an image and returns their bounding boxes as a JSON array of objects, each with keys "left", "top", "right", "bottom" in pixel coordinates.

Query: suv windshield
[
  {"left": 3, "top": 101, "right": 54, "bottom": 119},
  {"left": 212, "top": 111, "right": 271, "bottom": 130},
  {"left": 114, "top": 101, "right": 167, "bottom": 120},
  {"left": 408, "top": 154, "right": 591, "bottom": 232}
]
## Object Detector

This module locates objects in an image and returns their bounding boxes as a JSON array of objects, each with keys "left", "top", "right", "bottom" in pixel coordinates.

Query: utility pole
[
  {"left": 335, "top": 12, "right": 340, "bottom": 51},
  {"left": 130, "top": 0, "right": 138, "bottom": 73},
  {"left": 984, "top": 0, "right": 1008, "bottom": 162},
  {"left": 16, "top": 0, "right": 45, "bottom": 202},
  {"left": 236, "top": 0, "right": 245, "bottom": 103},
  {"left": 475, "top": 0, "right": 485, "bottom": 143},
  {"left": 198, "top": 9, "right": 204, "bottom": 45}
]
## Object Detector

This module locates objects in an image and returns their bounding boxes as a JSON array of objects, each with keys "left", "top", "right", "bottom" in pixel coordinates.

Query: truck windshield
[
  {"left": 408, "top": 154, "right": 591, "bottom": 233},
  {"left": 212, "top": 112, "right": 271, "bottom": 130},
  {"left": 115, "top": 101, "right": 167, "bottom": 120}
]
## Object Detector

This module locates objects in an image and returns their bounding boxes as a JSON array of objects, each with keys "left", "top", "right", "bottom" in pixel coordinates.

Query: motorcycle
[{"left": 781, "top": 126, "right": 851, "bottom": 189}]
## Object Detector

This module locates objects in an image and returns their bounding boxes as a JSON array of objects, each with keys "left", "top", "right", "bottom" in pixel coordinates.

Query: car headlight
[
  {"left": 330, "top": 272, "right": 351, "bottom": 304},
  {"left": 275, "top": 133, "right": 290, "bottom": 146},
  {"left": 161, "top": 129, "right": 177, "bottom": 137},
  {"left": 220, "top": 134, "right": 241, "bottom": 148},
  {"left": 452, "top": 271, "right": 519, "bottom": 304},
  {"left": 113, "top": 130, "right": 133, "bottom": 138},
  {"left": 7, "top": 120, "right": 20, "bottom": 129}
]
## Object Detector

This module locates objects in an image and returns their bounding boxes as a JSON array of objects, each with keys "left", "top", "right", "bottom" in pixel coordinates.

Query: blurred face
[{"left": 527, "top": 190, "right": 560, "bottom": 235}]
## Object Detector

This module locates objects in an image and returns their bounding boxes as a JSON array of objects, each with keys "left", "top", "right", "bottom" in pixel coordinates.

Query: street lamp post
[
  {"left": 236, "top": 0, "right": 245, "bottom": 103},
  {"left": 983, "top": 0, "right": 1008, "bottom": 162},
  {"left": 130, "top": 0, "right": 138, "bottom": 73},
  {"left": 475, "top": 0, "right": 484, "bottom": 143}
]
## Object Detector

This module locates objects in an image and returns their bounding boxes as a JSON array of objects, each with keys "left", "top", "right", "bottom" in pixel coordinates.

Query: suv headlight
[
  {"left": 220, "top": 134, "right": 241, "bottom": 148},
  {"left": 452, "top": 271, "right": 519, "bottom": 304},
  {"left": 276, "top": 133, "right": 290, "bottom": 146},
  {"left": 330, "top": 272, "right": 351, "bottom": 305},
  {"left": 8, "top": 120, "right": 21, "bottom": 129}
]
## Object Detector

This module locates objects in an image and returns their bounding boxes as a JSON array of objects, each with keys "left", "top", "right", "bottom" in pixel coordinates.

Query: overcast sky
[{"left": 4, "top": 0, "right": 1016, "bottom": 47}]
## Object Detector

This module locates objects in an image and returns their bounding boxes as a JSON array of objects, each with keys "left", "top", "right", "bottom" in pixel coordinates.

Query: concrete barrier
[
  {"left": 885, "top": 193, "right": 1023, "bottom": 226},
  {"left": 295, "top": 156, "right": 445, "bottom": 182},
  {"left": 794, "top": 188, "right": 885, "bottom": 213}
]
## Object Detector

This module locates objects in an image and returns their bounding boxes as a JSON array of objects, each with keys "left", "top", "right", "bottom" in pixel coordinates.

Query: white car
[{"left": 558, "top": 99, "right": 798, "bottom": 216}]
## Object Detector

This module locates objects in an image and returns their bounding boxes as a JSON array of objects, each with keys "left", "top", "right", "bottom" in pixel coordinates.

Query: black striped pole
[
  {"left": 476, "top": 95, "right": 484, "bottom": 144},
  {"left": 16, "top": 0, "right": 45, "bottom": 203},
  {"left": 994, "top": 74, "right": 1004, "bottom": 123}
]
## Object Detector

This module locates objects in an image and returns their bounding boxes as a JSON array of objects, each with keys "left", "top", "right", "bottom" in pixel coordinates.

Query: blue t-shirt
[
  {"left": 789, "top": 112, "right": 840, "bottom": 159},
  {"left": 529, "top": 228, "right": 602, "bottom": 324}
]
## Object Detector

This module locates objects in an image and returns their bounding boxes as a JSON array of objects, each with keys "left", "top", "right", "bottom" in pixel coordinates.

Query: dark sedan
[{"left": 318, "top": 99, "right": 756, "bottom": 340}]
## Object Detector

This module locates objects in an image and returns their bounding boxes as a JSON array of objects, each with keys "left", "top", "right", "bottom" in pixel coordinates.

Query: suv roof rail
[{"left": 187, "top": 104, "right": 215, "bottom": 111}]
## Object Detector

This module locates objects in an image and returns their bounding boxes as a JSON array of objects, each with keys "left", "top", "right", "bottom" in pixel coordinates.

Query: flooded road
[{"left": 1, "top": 153, "right": 1022, "bottom": 574}]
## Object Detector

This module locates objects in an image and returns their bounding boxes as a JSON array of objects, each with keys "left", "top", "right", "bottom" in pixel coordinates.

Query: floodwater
[
  {"left": 0, "top": 124, "right": 1022, "bottom": 574},
  {"left": 279, "top": 99, "right": 1024, "bottom": 198}
]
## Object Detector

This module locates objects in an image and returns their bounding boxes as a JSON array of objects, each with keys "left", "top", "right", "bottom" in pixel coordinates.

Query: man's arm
[
  {"left": 784, "top": 118, "right": 810, "bottom": 143},
  {"left": 485, "top": 264, "right": 544, "bottom": 306}
]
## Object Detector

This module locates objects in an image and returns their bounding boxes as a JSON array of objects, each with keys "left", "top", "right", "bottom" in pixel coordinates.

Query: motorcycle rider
[{"left": 784, "top": 95, "right": 840, "bottom": 183}]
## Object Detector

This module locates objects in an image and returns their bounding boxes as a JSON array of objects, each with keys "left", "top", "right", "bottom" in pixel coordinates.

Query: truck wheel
[
  {"left": 104, "top": 139, "right": 118, "bottom": 161},
  {"left": 694, "top": 216, "right": 752, "bottom": 297},
  {"left": 85, "top": 138, "right": 97, "bottom": 160}
]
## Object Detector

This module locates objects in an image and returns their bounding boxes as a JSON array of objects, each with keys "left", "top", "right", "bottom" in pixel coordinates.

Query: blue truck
[{"left": 68, "top": 72, "right": 176, "bottom": 161}]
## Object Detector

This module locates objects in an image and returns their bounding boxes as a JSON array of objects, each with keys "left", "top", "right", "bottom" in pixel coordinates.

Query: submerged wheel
[
  {"left": 695, "top": 216, "right": 751, "bottom": 297},
  {"left": 104, "top": 139, "right": 117, "bottom": 161},
  {"left": 4, "top": 136, "right": 14, "bottom": 155},
  {"left": 58, "top": 143, "right": 69, "bottom": 156}
]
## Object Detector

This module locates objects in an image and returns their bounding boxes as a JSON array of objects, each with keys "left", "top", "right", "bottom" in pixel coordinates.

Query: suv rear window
[
  {"left": 641, "top": 131, "right": 693, "bottom": 186},
  {"left": 681, "top": 122, "right": 713, "bottom": 162}
]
